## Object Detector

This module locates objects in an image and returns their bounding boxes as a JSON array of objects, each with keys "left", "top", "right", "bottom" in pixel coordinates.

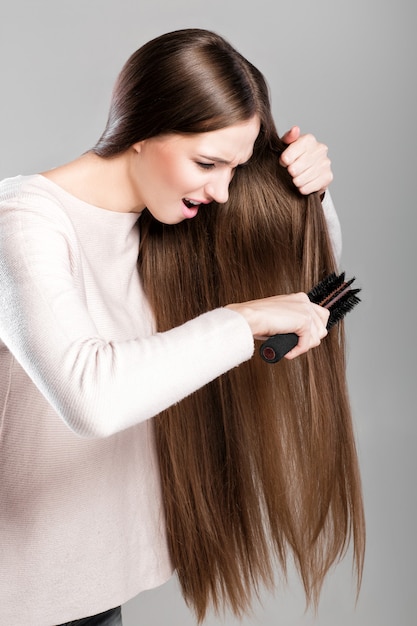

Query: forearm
[{"left": 0, "top": 201, "right": 254, "bottom": 438}]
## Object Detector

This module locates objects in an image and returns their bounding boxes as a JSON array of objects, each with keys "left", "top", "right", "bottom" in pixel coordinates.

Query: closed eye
[{"left": 196, "top": 162, "right": 215, "bottom": 170}]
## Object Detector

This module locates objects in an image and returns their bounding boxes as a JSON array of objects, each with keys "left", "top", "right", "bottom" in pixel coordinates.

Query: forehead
[{"left": 156, "top": 117, "right": 260, "bottom": 165}]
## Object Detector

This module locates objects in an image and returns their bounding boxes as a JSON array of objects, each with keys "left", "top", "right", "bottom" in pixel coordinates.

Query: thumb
[{"left": 280, "top": 125, "right": 300, "bottom": 145}]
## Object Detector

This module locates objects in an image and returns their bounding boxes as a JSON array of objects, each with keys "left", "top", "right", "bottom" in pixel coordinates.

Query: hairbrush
[{"left": 259, "top": 272, "right": 361, "bottom": 363}]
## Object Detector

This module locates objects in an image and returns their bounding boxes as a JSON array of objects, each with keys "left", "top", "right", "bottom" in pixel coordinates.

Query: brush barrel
[{"left": 259, "top": 333, "right": 299, "bottom": 363}]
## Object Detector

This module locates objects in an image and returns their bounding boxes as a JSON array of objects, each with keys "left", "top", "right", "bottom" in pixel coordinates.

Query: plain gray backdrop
[{"left": 1, "top": 1, "right": 415, "bottom": 625}]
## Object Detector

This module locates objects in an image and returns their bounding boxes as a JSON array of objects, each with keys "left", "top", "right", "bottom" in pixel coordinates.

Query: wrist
[{"left": 225, "top": 303, "right": 256, "bottom": 335}]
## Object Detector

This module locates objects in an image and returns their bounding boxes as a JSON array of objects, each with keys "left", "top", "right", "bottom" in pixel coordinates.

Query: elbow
[
  {"left": 57, "top": 405, "right": 118, "bottom": 439},
  {"left": 57, "top": 339, "right": 121, "bottom": 438},
  {"left": 53, "top": 388, "right": 120, "bottom": 439},
  {"left": 70, "top": 419, "right": 116, "bottom": 439}
]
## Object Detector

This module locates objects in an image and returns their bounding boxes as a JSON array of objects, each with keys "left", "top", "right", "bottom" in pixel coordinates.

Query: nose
[{"left": 205, "top": 171, "right": 231, "bottom": 204}]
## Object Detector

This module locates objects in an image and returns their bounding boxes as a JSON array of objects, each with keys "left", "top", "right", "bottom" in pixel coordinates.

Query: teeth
[{"left": 184, "top": 198, "right": 200, "bottom": 206}]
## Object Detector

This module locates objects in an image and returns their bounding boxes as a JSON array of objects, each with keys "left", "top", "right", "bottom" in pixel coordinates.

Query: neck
[{"left": 42, "top": 149, "right": 145, "bottom": 214}]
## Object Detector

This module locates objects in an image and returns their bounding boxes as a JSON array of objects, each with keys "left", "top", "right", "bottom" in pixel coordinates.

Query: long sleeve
[
  {"left": 321, "top": 190, "right": 342, "bottom": 263},
  {"left": 0, "top": 186, "right": 254, "bottom": 438}
]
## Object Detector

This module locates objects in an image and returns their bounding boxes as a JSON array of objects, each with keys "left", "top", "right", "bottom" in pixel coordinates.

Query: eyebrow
[
  {"left": 197, "top": 155, "right": 251, "bottom": 166},
  {"left": 198, "top": 155, "right": 232, "bottom": 164}
]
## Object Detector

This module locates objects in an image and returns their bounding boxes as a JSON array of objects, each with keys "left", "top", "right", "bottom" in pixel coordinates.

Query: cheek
[
  {"left": 154, "top": 152, "right": 186, "bottom": 187},
  {"left": 164, "top": 162, "right": 198, "bottom": 192}
]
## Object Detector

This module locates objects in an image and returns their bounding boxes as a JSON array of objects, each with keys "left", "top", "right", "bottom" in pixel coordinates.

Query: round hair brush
[{"left": 260, "top": 272, "right": 361, "bottom": 363}]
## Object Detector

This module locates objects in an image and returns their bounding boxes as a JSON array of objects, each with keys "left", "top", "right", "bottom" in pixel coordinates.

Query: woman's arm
[
  {"left": 0, "top": 193, "right": 329, "bottom": 439},
  {"left": 0, "top": 197, "right": 253, "bottom": 438}
]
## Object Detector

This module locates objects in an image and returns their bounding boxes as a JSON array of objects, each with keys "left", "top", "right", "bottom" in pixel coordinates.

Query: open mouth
[
  {"left": 181, "top": 198, "right": 201, "bottom": 219},
  {"left": 182, "top": 198, "right": 201, "bottom": 209}
]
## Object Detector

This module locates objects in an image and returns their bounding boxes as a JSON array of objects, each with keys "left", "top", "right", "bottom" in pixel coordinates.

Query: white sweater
[
  {"left": 0, "top": 174, "right": 255, "bottom": 625},
  {"left": 0, "top": 174, "right": 341, "bottom": 625}
]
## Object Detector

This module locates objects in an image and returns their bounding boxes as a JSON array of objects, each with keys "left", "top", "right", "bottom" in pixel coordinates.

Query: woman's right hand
[{"left": 226, "top": 292, "right": 329, "bottom": 360}]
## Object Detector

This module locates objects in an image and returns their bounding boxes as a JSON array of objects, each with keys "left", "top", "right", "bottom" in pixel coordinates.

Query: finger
[
  {"left": 290, "top": 161, "right": 333, "bottom": 195},
  {"left": 308, "top": 310, "right": 329, "bottom": 350},
  {"left": 294, "top": 173, "right": 333, "bottom": 196},
  {"left": 286, "top": 141, "right": 329, "bottom": 175},
  {"left": 279, "top": 128, "right": 302, "bottom": 167},
  {"left": 284, "top": 329, "right": 312, "bottom": 359},
  {"left": 310, "top": 300, "right": 330, "bottom": 324},
  {"left": 285, "top": 305, "right": 329, "bottom": 359},
  {"left": 311, "top": 312, "right": 329, "bottom": 344},
  {"left": 280, "top": 133, "right": 318, "bottom": 167},
  {"left": 280, "top": 125, "right": 300, "bottom": 146}
]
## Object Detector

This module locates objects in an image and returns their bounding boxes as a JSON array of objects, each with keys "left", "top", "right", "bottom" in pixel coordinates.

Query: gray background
[{"left": 1, "top": 1, "right": 415, "bottom": 624}]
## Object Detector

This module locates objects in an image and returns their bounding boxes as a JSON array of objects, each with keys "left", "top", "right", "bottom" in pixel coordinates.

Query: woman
[{"left": 0, "top": 28, "right": 364, "bottom": 626}]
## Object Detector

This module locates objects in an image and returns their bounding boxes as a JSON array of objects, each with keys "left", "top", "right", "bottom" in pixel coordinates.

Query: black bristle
[
  {"left": 308, "top": 272, "right": 346, "bottom": 304},
  {"left": 327, "top": 292, "right": 361, "bottom": 329},
  {"left": 260, "top": 270, "right": 362, "bottom": 364},
  {"left": 309, "top": 272, "right": 361, "bottom": 329}
]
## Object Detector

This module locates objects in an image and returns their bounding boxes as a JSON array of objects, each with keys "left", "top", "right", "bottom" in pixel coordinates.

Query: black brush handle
[{"left": 260, "top": 333, "right": 298, "bottom": 363}]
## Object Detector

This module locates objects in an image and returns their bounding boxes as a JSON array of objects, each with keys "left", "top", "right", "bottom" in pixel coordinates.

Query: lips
[
  {"left": 182, "top": 199, "right": 200, "bottom": 219},
  {"left": 181, "top": 197, "right": 212, "bottom": 219},
  {"left": 183, "top": 198, "right": 201, "bottom": 209}
]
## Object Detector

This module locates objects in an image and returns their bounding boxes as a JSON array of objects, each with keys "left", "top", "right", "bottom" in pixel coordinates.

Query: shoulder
[
  {"left": 0, "top": 174, "right": 75, "bottom": 230},
  {"left": 0, "top": 174, "right": 80, "bottom": 266},
  {"left": 1, "top": 173, "right": 65, "bottom": 207}
]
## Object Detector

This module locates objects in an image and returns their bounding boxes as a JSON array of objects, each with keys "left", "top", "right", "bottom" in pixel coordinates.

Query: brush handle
[
  {"left": 259, "top": 333, "right": 298, "bottom": 363},
  {"left": 259, "top": 272, "right": 361, "bottom": 364}
]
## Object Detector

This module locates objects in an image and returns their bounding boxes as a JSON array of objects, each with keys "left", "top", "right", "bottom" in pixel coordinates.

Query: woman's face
[{"left": 130, "top": 116, "right": 260, "bottom": 224}]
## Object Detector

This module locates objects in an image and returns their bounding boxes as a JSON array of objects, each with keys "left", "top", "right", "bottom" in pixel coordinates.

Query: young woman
[{"left": 0, "top": 28, "right": 364, "bottom": 626}]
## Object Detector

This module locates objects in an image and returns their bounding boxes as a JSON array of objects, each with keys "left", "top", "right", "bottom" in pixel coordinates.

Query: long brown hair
[{"left": 93, "top": 29, "right": 365, "bottom": 623}]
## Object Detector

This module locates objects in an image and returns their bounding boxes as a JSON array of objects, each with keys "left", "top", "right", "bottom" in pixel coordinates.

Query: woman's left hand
[{"left": 279, "top": 126, "right": 333, "bottom": 196}]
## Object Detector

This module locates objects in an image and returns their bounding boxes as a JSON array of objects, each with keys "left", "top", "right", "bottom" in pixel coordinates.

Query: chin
[{"left": 153, "top": 214, "right": 185, "bottom": 226}]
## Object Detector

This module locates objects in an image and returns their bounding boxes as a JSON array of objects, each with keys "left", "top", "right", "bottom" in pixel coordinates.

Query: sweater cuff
[{"left": 321, "top": 190, "right": 342, "bottom": 264}]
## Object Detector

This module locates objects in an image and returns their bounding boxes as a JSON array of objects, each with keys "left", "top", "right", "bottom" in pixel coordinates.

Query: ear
[{"left": 132, "top": 141, "right": 144, "bottom": 154}]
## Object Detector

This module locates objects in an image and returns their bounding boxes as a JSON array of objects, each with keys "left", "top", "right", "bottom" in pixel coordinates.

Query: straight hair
[{"left": 93, "top": 28, "right": 365, "bottom": 622}]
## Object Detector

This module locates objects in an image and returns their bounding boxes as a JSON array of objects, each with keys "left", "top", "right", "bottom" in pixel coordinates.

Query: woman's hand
[
  {"left": 226, "top": 292, "right": 329, "bottom": 360},
  {"left": 279, "top": 126, "right": 333, "bottom": 196}
]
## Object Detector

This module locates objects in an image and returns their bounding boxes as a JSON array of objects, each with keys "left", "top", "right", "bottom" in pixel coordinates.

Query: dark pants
[{"left": 57, "top": 605, "right": 122, "bottom": 626}]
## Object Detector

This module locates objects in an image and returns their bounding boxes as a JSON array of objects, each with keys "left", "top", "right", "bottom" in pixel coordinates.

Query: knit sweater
[
  {"left": 0, "top": 174, "right": 256, "bottom": 625},
  {"left": 0, "top": 174, "right": 341, "bottom": 625}
]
